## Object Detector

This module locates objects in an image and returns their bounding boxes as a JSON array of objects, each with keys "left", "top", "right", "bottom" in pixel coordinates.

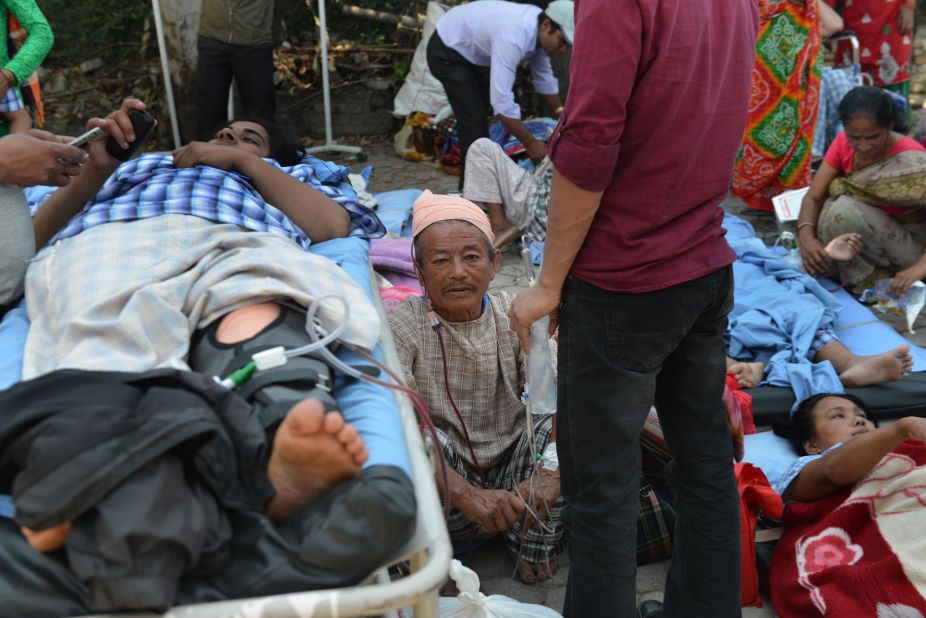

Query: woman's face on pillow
[{"left": 804, "top": 396, "right": 875, "bottom": 455}]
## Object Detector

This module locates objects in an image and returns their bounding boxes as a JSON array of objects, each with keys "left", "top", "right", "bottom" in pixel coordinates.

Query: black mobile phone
[{"left": 105, "top": 109, "right": 156, "bottom": 162}]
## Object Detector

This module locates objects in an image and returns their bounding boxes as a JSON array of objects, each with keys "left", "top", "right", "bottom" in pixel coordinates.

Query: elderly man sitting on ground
[{"left": 388, "top": 191, "right": 562, "bottom": 584}]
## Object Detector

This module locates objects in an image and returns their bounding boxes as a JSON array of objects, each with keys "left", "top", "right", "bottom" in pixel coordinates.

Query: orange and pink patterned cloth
[{"left": 732, "top": 0, "right": 821, "bottom": 212}]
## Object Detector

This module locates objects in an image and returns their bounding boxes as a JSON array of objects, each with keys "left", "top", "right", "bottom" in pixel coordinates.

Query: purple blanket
[{"left": 370, "top": 238, "right": 421, "bottom": 290}]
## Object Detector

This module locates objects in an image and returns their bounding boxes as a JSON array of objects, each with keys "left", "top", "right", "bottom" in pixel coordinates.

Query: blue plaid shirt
[
  {"left": 44, "top": 153, "right": 385, "bottom": 248},
  {"left": 0, "top": 86, "right": 23, "bottom": 113}
]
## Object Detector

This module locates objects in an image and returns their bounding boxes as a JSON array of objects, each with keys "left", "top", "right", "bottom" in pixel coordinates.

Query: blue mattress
[
  {"left": 0, "top": 236, "right": 410, "bottom": 518},
  {"left": 722, "top": 211, "right": 926, "bottom": 422}
]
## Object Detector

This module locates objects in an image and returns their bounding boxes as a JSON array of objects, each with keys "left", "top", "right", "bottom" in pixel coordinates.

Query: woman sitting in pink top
[{"left": 797, "top": 86, "right": 926, "bottom": 296}]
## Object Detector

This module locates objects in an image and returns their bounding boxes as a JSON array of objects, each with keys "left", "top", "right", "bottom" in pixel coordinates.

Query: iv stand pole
[{"left": 306, "top": 0, "right": 363, "bottom": 158}]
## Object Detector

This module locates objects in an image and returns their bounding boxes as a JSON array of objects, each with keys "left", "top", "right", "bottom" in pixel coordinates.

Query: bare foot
[
  {"left": 266, "top": 399, "right": 368, "bottom": 522},
  {"left": 21, "top": 522, "right": 71, "bottom": 552},
  {"left": 492, "top": 223, "right": 521, "bottom": 250},
  {"left": 839, "top": 345, "right": 913, "bottom": 388},
  {"left": 728, "top": 361, "right": 765, "bottom": 388},
  {"left": 825, "top": 233, "right": 863, "bottom": 262},
  {"left": 507, "top": 548, "right": 558, "bottom": 584}
]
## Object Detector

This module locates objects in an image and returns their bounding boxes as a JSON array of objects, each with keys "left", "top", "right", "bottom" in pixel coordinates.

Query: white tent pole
[
  {"left": 151, "top": 0, "right": 182, "bottom": 149},
  {"left": 318, "top": 0, "right": 334, "bottom": 145},
  {"left": 306, "top": 0, "right": 361, "bottom": 157}
]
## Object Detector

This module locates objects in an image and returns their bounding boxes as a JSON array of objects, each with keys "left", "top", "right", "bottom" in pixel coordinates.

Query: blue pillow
[{"left": 742, "top": 431, "right": 799, "bottom": 488}]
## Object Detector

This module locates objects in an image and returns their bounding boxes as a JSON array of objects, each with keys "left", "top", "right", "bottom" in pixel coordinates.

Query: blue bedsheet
[
  {"left": 722, "top": 210, "right": 926, "bottom": 406},
  {"left": 0, "top": 236, "right": 410, "bottom": 519},
  {"left": 725, "top": 233, "right": 844, "bottom": 403}
]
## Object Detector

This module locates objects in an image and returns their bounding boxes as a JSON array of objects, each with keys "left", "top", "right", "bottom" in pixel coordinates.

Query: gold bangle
[
  {"left": 0, "top": 68, "right": 16, "bottom": 85},
  {"left": 553, "top": 105, "right": 564, "bottom": 115}
]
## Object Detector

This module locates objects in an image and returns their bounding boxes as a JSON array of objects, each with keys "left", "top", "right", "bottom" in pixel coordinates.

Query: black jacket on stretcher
[{"left": 0, "top": 368, "right": 415, "bottom": 616}]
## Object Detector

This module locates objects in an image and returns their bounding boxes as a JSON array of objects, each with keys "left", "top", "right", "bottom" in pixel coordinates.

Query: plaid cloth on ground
[
  {"left": 22, "top": 215, "right": 381, "bottom": 379},
  {"left": 637, "top": 479, "right": 677, "bottom": 565},
  {"left": 434, "top": 415, "right": 564, "bottom": 564},
  {"left": 38, "top": 153, "right": 385, "bottom": 248},
  {"left": 0, "top": 82, "right": 22, "bottom": 113}
]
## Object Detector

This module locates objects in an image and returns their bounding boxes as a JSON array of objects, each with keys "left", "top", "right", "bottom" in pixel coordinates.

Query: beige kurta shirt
[{"left": 389, "top": 291, "right": 531, "bottom": 470}]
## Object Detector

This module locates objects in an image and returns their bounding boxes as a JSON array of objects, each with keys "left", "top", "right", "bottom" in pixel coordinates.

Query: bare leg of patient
[
  {"left": 816, "top": 340, "right": 913, "bottom": 388},
  {"left": 484, "top": 201, "right": 521, "bottom": 250},
  {"left": 22, "top": 302, "right": 369, "bottom": 550}
]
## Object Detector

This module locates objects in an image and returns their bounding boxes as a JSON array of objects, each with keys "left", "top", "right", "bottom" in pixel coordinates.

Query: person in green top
[{"left": 0, "top": 0, "right": 53, "bottom": 136}]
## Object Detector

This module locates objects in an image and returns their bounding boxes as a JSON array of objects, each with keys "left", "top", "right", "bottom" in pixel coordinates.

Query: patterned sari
[
  {"left": 732, "top": 0, "right": 821, "bottom": 212},
  {"left": 819, "top": 150, "right": 926, "bottom": 287}
]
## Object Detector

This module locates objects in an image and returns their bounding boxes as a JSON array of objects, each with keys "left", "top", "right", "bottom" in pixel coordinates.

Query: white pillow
[{"left": 742, "top": 431, "right": 799, "bottom": 488}]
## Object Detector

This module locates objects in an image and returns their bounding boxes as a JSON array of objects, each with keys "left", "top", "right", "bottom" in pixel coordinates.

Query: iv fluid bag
[{"left": 528, "top": 315, "right": 557, "bottom": 415}]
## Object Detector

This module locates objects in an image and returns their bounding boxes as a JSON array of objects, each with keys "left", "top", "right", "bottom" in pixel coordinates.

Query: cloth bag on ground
[
  {"left": 735, "top": 462, "right": 783, "bottom": 608},
  {"left": 438, "top": 559, "right": 562, "bottom": 617}
]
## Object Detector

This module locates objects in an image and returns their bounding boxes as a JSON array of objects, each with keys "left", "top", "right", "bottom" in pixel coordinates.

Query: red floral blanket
[{"left": 771, "top": 440, "right": 926, "bottom": 616}]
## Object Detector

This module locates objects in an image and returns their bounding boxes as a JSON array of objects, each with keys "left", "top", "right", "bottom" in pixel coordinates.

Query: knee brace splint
[{"left": 188, "top": 305, "right": 338, "bottom": 430}]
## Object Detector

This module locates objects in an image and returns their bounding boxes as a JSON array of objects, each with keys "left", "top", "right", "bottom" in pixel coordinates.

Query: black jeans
[
  {"left": 426, "top": 32, "right": 491, "bottom": 189},
  {"left": 558, "top": 267, "right": 741, "bottom": 618},
  {"left": 196, "top": 36, "right": 276, "bottom": 140}
]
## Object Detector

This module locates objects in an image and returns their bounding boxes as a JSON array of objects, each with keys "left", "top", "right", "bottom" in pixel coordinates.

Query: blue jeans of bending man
[{"left": 558, "top": 266, "right": 741, "bottom": 618}]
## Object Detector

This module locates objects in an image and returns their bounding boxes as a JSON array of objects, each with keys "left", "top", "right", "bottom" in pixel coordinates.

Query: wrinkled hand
[
  {"left": 0, "top": 131, "right": 87, "bottom": 187},
  {"left": 889, "top": 260, "right": 926, "bottom": 297},
  {"left": 172, "top": 141, "right": 246, "bottom": 171},
  {"left": 82, "top": 98, "right": 150, "bottom": 172},
  {"left": 509, "top": 282, "right": 561, "bottom": 352},
  {"left": 457, "top": 487, "right": 526, "bottom": 534},
  {"left": 900, "top": 5, "right": 915, "bottom": 34},
  {"left": 525, "top": 139, "right": 547, "bottom": 165},
  {"left": 513, "top": 468, "right": 560, "bottom": 533},
  {"left": 798, "top": 231, "right": 832, "bottom": 276}
]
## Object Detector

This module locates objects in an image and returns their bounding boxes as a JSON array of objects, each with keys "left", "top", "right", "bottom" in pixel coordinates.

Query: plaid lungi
[
  {"left": 435, "top": 413, "right": 564, "bottom": 564},
  {"left": 23, "top": 215, "right": 380, "bottom": 379}
]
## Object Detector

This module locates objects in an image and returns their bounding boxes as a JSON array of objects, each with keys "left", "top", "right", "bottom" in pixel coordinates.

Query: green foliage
[
  {"left": 391, "top": 58, "right": 410, "bottom": 84},
  {"left": 41, "top": 0, "right": 152, "bottom": 67}
]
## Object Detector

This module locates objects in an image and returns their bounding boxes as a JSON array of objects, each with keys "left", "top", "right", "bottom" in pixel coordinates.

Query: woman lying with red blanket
[{"left": 770, "top": 394, "right": 926, "bottom": 615}]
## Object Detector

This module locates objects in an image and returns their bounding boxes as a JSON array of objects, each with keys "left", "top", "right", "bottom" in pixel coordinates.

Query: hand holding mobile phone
[
  {"left": 67, "top": 127, "right": 104, "bottom": 148},
  {"left": 105, "top": 110, "right": 156, "bottom": 162}
]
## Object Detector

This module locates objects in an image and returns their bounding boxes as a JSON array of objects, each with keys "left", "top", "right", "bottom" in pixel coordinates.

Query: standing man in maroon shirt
[{"left": 509, "top": 0, "right": 758, "bottom": 616}]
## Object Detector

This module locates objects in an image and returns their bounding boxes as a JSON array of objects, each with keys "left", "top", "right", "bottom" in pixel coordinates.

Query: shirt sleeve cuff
[
  {"left": 550, "top": 129, "right": 620, "bottom": 193},
  {"left": 492, "top": 101, "right": 521, "bottom": 119},
  {"left": 533, "top": 78, "right": 560, "bottom": 96}
]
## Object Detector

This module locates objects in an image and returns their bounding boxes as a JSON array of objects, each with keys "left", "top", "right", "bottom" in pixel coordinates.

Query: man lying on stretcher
[{"left": 9, "top": 99, "right": 386, "bottom": 553}]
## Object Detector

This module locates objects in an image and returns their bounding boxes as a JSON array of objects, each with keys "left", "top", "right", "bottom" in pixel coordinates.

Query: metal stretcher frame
[{"left": 78, "top": 265, "right": 452, "bottom": 618}]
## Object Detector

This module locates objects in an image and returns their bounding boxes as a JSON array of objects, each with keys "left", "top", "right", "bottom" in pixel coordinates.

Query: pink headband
[{"left": 411, "top": 190, "right": 495, "bottom": 245}]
